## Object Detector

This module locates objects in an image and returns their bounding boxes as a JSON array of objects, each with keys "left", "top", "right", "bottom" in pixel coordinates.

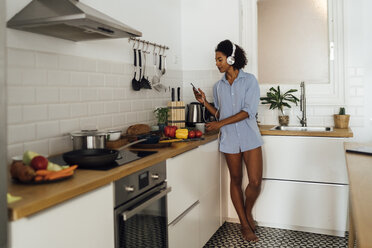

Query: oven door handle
[{"left": 122, "top": 187, "right": 171, "bottom": 221}]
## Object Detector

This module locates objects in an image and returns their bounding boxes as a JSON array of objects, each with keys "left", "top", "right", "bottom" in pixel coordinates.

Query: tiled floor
[{"left": 204, "top": 222, "right": 350, "bottom": 248}]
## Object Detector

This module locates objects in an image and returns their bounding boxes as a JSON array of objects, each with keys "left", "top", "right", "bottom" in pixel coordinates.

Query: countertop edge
[{"left": 259, "top": 125, "right": 353, "bottom": 138}]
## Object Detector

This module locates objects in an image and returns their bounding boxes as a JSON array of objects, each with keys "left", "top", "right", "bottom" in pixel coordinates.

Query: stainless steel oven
[{"left": 114, "top": 161, "right": 170, "bottom": 248}]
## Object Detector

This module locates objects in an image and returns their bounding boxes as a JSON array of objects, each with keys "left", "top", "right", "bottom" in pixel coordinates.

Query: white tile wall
[{"left": 6, "top": 48, "right": 182, "bottom": 162}]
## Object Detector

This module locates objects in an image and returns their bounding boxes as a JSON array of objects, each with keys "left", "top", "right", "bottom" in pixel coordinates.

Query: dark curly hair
[{"left": 215, "top": 40, "right": 247, "bottom": 70}]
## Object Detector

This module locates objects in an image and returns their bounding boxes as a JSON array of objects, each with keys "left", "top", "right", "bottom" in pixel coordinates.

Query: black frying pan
[
  {"left": 63, "top": 149, "right": 119, "bottom": 168},
  {"left": 63, "top": 135, "right": 160, "bottom": 168}
]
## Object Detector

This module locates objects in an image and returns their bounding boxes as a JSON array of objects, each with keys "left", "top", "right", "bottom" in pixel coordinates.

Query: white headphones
[{"left": 226, "top": 41, "right": 236, "bottom": 65}]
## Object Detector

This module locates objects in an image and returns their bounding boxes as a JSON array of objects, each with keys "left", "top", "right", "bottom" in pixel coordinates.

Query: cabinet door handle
[
  {"left": 122, "top": 187, "right": 171, "bottom": 221},
  {"left": 169, "top": 200, "right": 200, "bottom": 226}
]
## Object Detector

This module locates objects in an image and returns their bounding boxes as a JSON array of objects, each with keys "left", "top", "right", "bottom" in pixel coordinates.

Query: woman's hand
[
  {"left": 205, "top": 121, "right": 222, "bottom": 132},
  {"left": 193, "top": 88, "right": 206, "bottom": 104}
]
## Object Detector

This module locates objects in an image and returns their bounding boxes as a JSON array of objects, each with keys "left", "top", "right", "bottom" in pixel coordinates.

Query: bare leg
[
  {"left": 242, "top": 146, "right": 263, "bottom": 232},
  {"left": 224, "top": 153, "right": 258, "bottom": 241}
]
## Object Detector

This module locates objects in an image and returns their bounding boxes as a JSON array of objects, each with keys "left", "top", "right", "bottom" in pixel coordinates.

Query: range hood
[{"left": 7, "top": 0, "right": 142, "bottom": 41}]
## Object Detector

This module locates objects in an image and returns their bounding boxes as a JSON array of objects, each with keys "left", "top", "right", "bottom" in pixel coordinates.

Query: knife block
[{"left": 167, "top": 101, "right": 185, "bottom": 128}]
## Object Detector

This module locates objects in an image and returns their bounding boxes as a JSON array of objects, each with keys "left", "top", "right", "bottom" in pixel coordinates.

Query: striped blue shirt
[{"left": 213, "top": 70, "right": 263, "bottom": 154}]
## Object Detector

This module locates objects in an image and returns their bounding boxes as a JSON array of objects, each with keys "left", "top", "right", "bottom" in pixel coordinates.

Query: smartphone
[{"left": 190, "top": 83, "right": 198, "bottom": 91}]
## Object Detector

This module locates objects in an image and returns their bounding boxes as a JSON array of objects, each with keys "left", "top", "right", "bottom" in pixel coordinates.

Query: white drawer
[
  {"left": 167, "top": 150, "right": 200, "bottom": 224},
  {"left": 254, "top": 179, "right": 348, "bottom": 236},
  {"left": 262, "top": 136, "right": 348, "bottom": 184}
]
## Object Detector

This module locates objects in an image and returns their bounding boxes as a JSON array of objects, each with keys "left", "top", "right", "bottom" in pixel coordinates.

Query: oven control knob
[
  {"left": 151, "top": 173, "right": 159, "bottom": 180},
  {"left": 125, "top": 186, "right": 135, "bottom": 192}
]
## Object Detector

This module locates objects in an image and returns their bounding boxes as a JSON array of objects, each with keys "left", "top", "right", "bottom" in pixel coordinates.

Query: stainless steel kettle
[{"left": 186, "top": 102, "right": 204, "bottom": 126}]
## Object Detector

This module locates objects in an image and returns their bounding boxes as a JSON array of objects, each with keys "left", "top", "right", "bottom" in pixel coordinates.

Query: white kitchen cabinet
[
  {"left": 167, "top": 148, "right": 200, "bottom": 224},
  {"left": 255, "top": 135, "right": 349, "bottom": 236},
  {"left": 168, "top": 202, "right": 200, "bottom": 248},
  {"left": 262, "top": 136, "right": 348, "bottom": 184},
  {"left": 197, "top": 140, "right": 221, "bottom": 247},
  {"left": 10, "top": 184, "right": 114, "bottom": 248},
  {"left": 255, "top": 179, "right": 348, "bottom": 236},
  {"left": 222, "top": 135, "right": 350, "bottom": 236},
  {"left": 167, "top": 140, "right": 221, "bottom": 248}
]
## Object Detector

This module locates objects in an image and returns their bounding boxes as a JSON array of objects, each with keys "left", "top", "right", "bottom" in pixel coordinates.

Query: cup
[{"left": 195, "top": 123, "right": 205, "bottom": 134}]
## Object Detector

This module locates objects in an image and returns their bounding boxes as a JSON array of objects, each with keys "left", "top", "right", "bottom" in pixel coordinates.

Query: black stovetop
[{"left": 48, "top": 150, "right": 157, "bottom": 171}]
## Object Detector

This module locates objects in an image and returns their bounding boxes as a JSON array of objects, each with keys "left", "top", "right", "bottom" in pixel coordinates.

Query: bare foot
[
  {"left": 246, "top": 214, "right": 256, "bottom": 231},
  {"left": 241, "top": 225, "right": 258, "bottom": 242}
]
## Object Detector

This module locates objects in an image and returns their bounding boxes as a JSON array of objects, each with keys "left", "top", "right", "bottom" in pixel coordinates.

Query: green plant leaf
[{"left": 260, "top": 85, "right": 300, "bottom": 111}]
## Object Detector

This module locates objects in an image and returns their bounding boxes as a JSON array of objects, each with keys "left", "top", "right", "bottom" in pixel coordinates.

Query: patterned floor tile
[{"left": 203, "top": 222, "right": 350, "bottom": 248}]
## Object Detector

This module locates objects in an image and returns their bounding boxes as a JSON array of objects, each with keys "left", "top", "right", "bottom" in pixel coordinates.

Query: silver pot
[{"left": 70, "top": 130, "right": 107, "bottom": 150}]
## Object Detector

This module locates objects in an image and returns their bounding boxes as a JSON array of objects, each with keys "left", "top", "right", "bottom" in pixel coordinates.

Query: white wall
[
  {"left": 181, "top": 0, "right": 240, "bottom": 71},
  {"left": 340, "top": 0, "right": 372, "bottom": 142},
  {"left": 181, "top": 0, "right": 240, "bottom": 104},
  {"left": 5, "top": 0, "right": 184, "bottom": 161},
  {"left": 350, "top": 0, "right": 372, "bottom": 142}
]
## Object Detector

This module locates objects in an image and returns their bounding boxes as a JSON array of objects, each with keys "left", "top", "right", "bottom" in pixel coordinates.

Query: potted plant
[
  {"left": 334, "top": 107, "right": 350, "bottom": 129},
  {"left": 260, "top": 86, "right": 299, "bottom": 126},
  {"left": 153, "top": 107, "right": 169, "bottom": 131}
]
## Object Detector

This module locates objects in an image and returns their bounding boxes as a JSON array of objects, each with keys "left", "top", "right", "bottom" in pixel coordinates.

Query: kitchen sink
[{"left": 271, "top": 126, "right": 333, "bottom": 132}]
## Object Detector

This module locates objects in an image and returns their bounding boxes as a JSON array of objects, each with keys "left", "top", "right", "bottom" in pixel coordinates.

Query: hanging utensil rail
[{"left": 129, "top": 37, "right": 169, "bottom": 51}]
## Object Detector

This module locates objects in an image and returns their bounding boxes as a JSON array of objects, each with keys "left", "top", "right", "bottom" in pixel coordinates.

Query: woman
[{"left": 193, "top": 40, "right": 263, "bottom": 241}]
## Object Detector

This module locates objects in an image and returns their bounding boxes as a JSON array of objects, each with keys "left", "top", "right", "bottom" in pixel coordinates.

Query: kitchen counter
[
  {"left": 7, "top": 133, "right": 218, "bottom": 221},
  {"left": 8, "top": 125, "right": 353, "bottom": 221},
  {"left": 344, "top": 142, "right": 372, "bottom": 247},
  {"left": 259, "top": 125, "right": 353, "bottom": 137}
]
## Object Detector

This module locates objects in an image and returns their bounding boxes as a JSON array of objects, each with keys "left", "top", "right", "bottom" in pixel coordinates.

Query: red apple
[
  {"left": 195, "top": 130, "right": 203, "bottom": 138},
  {"left": 188, "top": 130, "right": 196, "bottom": 139},
  {"left": 30, "top": 155, "right": 48, "bottom": 170}
]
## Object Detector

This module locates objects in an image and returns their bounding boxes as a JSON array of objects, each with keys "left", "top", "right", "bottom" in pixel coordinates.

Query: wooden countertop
[
  {"left": 259, "top": 125, "right": 353, "bottom": 138},
  {"left": 7, "top": 134, "right": 218, "bottom": 221},
  {"left": 344, "top": 142, "right": 372, "bottom": 247}
]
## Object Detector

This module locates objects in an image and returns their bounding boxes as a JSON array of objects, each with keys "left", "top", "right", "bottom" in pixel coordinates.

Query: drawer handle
[{"left": 169, "top": 200, "right": 200, "bottom": 226}]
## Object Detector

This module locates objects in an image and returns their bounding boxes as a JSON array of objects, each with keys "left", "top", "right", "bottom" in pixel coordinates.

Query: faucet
[{"left": 298, "top": 81, "right": 307, "bottom": 127}]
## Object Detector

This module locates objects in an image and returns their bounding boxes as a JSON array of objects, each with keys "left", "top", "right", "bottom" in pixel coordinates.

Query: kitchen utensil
[
  {"left": 137, "top": 49, "right": 143, "bottom": 87},
  {"left": 162, "top": 54, "right": 166, "bottom": 75},
  {"left": 140, "top": 47, "right": 152, "bottom": 89},
  {"left": 186, "top": 102, "right": 203, "bottom": 127},
  {"left": 171, "top": 87, "right": 175, "bottom": 101},
  {"left": 62, "top": 138, "right": 147, "bottom": 168},
  {"left": 151, "top": 50, "right": 160, "bottom": 89},
  {"left": 70, "top": 130, "right": 107, "bottom": 150},
  {"left": 152, "top": 53, "right": 167, "bottom": 92},
  {"left": 158, "top": 53, "right": 162, "bottom": 78},
  {"left": 131, "top": 48, "right": 141, "bottom": 91},
  {"left": 167, "top": 87, "right": 185, "bottom": 128}
]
